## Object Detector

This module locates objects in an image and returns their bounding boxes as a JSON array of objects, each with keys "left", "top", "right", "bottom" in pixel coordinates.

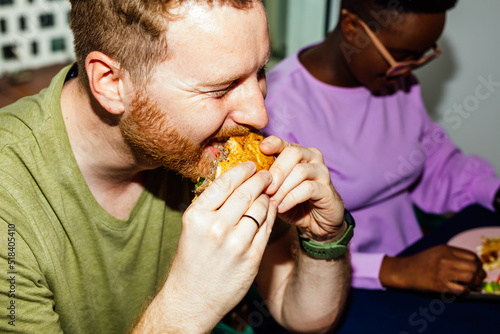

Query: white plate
[{"left": 448, "top": 227, "right": 500, "bottom": 295}]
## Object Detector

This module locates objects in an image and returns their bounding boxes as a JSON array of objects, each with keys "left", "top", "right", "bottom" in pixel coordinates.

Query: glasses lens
[{"left": 387, "top": 52, "right": 439, "bottom": 78}]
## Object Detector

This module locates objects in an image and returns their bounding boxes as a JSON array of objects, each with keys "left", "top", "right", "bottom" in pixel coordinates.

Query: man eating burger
[{"left": 0, "top": 1, "right": 352, "bottom": 333}]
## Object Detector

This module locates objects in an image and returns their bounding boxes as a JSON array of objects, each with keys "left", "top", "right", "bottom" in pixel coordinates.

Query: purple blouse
[{"left": 263, "top": 47, "right": 500, "bottom": 289}]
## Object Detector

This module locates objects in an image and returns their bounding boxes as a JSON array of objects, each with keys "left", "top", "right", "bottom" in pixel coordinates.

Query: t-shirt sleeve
[
  {"left": 409, "top": 102, "right": 500, "bottom": 213},
  {"left": 0, "top": 218, "right": 63, "bottom": 333}
]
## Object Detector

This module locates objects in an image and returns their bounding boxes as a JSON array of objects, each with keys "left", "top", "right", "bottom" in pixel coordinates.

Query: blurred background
[{"left": 1, "top": 0, "right": 499, "bottom": 174}]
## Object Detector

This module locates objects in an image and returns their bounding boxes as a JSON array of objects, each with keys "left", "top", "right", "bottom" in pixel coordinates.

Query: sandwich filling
[
  {"left": 478, "top": 236, "right": 500, "bottom": 271},
  {"left": 477, "top": 236, "right": 500, "bottom": 295},
  {"left": 194, "top": 132, "right": 274, "bottom": 197}
]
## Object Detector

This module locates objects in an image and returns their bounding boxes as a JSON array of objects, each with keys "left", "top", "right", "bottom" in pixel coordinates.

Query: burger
[
  {"left": 478, "top": 236, "right": 500, "bottom": 271},
  {"left": 477, "top": 236, "right": 500, "bottom": 295},
  {"left": 194, "top": 132, "right": 274, "bottom": 198}
]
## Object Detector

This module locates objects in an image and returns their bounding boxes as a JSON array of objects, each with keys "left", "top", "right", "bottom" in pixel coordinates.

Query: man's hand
[
  {"left": 380, "top": 245, "right": 486, "bottom": 294},
  {"left": 260, "top": 136, "right": 346, "bottom": 241},
  {"left": 133, "top": 161, "right": 278, "bottom": 333}
]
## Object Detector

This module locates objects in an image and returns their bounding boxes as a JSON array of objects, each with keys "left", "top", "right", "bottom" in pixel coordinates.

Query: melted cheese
[{"left": 215, "top": 132, "right": 274, "bottom": 178}]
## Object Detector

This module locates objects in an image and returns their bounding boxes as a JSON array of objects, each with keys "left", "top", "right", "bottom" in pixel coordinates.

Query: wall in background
[
  {"left": 284, "top": 0, "right": 326, "bottom": 55},
  {"left": 415, "top": 0, "right": 500, "bottom": 174},
  {"left": 264, "top": 0, "right": 333, "bottom": 65},
  {"left": 0, "top": 0, "right": 74, "bottom": 76}
]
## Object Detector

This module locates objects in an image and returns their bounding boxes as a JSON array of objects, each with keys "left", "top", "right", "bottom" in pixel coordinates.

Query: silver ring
[{"left": 242, "top": 215, "right": 260, "bottom": 229}]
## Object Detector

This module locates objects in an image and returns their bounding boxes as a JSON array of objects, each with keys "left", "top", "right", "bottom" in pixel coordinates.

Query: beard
[{"left": 119, "top": 91, "right": 250, "bottom": 182}]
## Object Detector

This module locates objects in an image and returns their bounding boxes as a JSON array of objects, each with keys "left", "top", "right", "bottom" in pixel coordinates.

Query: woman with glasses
[{"left": 264, "top": 0, "right": 500, "bottom": 294}]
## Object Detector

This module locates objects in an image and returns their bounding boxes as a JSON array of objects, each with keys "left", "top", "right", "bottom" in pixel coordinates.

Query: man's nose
[{"left": 231, "top": 80, "right": 269, "bottom": 130}]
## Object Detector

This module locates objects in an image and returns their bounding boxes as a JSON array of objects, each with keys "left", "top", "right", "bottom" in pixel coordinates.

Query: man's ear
[
  {"left": 85, "top": 51, "right": 129, "bottom": 115},
  {"left": 340, "top": 9, "right": 363, "bottom": 45}
]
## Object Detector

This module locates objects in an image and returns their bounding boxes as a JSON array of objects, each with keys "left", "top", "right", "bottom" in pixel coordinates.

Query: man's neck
[{"left": 60, "top": 78, "right": 152, "bottom": 220}]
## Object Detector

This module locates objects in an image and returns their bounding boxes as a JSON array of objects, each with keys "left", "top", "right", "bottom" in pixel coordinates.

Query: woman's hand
[{"left": 380, "top": 245, "right": 486, "bottom": 294}]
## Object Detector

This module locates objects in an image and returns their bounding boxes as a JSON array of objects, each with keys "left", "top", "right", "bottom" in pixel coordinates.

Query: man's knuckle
[
  {"left": 213, "top": 174, "right": 232, "bottom": 192},
  {"left": 319, "top": 163, "right": 329, "bottom": 175},
  {"left": 310, "top": 147, "right": 323, "bottom": 157},
  {"left": 253, "top": 198, "right": 269, "bottom": 214},
  {"left": 272, "top": 165, "right": 286, "bottom": 180},
  {"left": 207, "top": 220, "right": 227, "bottom": 240},
  {"left": 182, "top": 208, "right": 201, "bottom": 226},
  {"left": 226, "top": 235, "right": 245, "bottom": 254},
  {"left": 233, "top": 190, "right": 254, "bottom": 205},
  {"left": 286, "top": 145, "right": 302, "bottom": 156},
  {"left": 292, "top": 163, "right": 308, "bottom": 179}
]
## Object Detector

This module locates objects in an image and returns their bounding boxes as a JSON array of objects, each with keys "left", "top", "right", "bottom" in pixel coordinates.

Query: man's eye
[
  {"left": 207, "top": 89, "right": 229, "bottom": 98},
  {"left": 207, "top": 81, "right": 237, "bottom": 99}
]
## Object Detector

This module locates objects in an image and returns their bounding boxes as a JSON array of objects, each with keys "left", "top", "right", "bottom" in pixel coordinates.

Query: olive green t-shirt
[{"left": 0, "top": 66, "right": 192, "bottom": 333}]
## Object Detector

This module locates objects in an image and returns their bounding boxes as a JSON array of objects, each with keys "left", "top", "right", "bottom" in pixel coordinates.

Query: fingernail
[
  {"left": 278, "top": 203, "right": 284, "bottom": 212},
  {"left": 261, "top": 138, "right": 273, "bottom": 149},
  {"left": 243, "top": 161, "right": 256, "bottom": 170},
  {"left": 261, "top": 170, "right": 272, "bottom": 180}
]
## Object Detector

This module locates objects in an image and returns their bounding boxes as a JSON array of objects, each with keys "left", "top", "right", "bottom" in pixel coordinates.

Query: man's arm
[
  {"left": 256, "top": 226, "right": 351, "bottom": 333},
  {"left": 255, "top": 136, "right": 352, "bottom": 333}
]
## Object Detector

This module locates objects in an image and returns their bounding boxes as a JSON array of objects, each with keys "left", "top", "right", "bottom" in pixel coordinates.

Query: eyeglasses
[{"left": 352, "top": 12, "right": 441, "bottom": 79}]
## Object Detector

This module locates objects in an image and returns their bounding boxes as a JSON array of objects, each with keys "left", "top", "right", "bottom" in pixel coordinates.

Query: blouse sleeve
[{"left": 409, "top": 101, "right": 500, "bottom": 213}]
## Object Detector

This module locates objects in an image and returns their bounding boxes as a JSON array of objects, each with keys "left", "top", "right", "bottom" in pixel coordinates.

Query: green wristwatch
[{"left": 297, "top": 209, "right": 355, "bottom": 260}]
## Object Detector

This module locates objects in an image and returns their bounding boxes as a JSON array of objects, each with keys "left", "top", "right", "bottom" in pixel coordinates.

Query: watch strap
[{"left": 297, "top": 209, "right": 355, "bottom": 260}]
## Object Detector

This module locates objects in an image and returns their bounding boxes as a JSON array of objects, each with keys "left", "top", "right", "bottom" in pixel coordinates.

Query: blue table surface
[
  {"left": 336, "top": 285, "right": 500, "bottom": 334},
  {"left": 252, "top": 205, "right": 500, "bottom": 334}
]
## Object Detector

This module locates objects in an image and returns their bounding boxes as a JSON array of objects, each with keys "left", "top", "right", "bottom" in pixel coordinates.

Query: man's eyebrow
[
  {"left": 198, "top": 48, "right": 272, "bottom": 89},
  {"left": 199, "top": 77, "right": 236, "bottom": 89}
]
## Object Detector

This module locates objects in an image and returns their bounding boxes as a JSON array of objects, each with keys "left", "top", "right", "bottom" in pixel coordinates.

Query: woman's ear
[
  {"left": 85, "top": 51, "right": 128, "bottom": 115},
  {"left": 340, "top": 9, "right": 362, "bottom": 45}
]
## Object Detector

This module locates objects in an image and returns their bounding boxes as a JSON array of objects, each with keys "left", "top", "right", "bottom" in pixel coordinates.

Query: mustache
[{"left": 208, "top": 126, "right": 252, "bottom": 142}]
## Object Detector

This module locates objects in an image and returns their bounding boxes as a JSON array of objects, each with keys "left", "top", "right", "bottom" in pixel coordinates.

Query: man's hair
[
  {"left": 341, "top": 0, "right": 458, "bottom": 23},
  {"left": 69, "top": 0, "right": 256, "bottom": 89}
]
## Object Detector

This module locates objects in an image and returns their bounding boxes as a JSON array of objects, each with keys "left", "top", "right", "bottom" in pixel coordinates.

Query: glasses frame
[{"left": 352, "top": 12, "right": 441, "bottom": 79}]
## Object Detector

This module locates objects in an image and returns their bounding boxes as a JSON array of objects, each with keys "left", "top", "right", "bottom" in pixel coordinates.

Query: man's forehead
[
  {"left": 161, "top": 1, "right": 270, "bottom": 85},
  {"left": 165, "top": 0, "right": 263, "bottom": 33}
]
